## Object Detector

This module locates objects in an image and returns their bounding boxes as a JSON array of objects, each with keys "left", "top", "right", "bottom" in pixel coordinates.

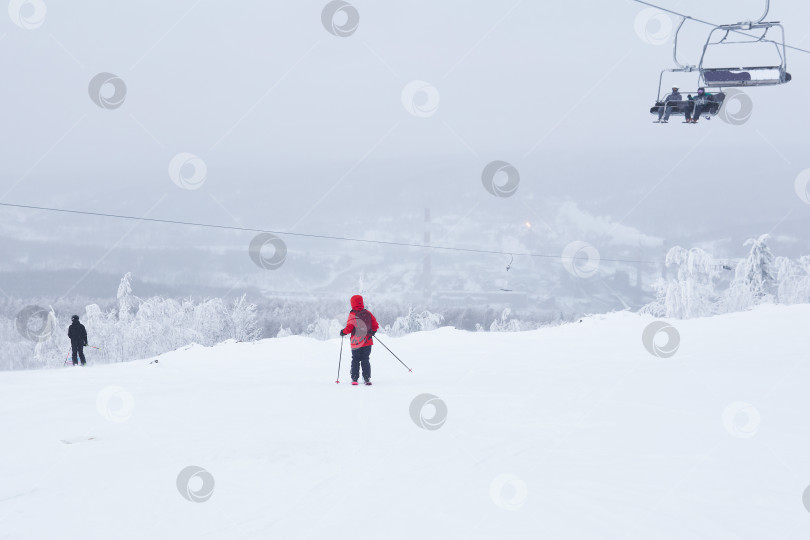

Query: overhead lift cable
[
  {"left": 630, "top": 0, "right": 810, "bottom": 55},
  {"left": 0, "top": 201, "right": 662, "bottom": 265}
]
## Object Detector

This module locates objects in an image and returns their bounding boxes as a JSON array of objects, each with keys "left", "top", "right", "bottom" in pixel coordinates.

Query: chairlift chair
[
  {"left": 698, "top": 0, "right": 791, "bottom": 87},
  {"left": 649, "top": 16, "right": 726, "bottom": 120},
  {"left": 499, "top": 255, "right": 514, "bottom": 292}
]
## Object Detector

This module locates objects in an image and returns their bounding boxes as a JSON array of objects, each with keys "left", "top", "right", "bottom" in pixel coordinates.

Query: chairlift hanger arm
[
  {"left": 672, "top": 16, "right": 692, "bottom": 69},
  {"left": 630, "top": 0, "right": 810, "bottom": 55},
  {"left": 655, "top": 17, "right": 696, "bottom": 101},
  {"left": 757, "top": 0, "right": 770, "bottom": 24}
]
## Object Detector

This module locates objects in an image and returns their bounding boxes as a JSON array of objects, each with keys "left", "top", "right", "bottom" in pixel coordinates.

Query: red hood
[{"left": 350, "top": 295, "right": 364, "bottom": 310}]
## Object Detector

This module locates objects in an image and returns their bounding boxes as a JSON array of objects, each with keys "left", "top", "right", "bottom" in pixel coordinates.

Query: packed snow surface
[{"left": 1, "top": 304, "right": 809, "bottom": 539}]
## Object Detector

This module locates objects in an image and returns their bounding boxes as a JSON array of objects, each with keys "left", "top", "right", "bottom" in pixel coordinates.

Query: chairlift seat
[
  {"left": 702, "top": 66, "right": 790, "bottom": 87},
  {"left": 649, "top": 93, "right": 726, "bottom": 117}
]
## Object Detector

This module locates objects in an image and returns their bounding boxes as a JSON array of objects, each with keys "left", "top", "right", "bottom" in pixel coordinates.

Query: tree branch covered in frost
[{"left": 641, "top": 234, "right": 807, "bottom": 319}]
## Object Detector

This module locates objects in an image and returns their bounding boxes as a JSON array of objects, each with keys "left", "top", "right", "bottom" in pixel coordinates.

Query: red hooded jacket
[{"left": 342, "top": 295, "right": 379, "bottom": 349}]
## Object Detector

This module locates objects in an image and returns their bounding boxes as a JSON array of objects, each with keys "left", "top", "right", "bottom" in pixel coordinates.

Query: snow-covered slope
[{"left": 1, "top": 305, "right": 809, "bottom": 539}]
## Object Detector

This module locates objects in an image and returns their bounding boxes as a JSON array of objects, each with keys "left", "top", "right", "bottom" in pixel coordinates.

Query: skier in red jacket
[{"left": 339, "top": 295, "right": 379, "bottom": 385}]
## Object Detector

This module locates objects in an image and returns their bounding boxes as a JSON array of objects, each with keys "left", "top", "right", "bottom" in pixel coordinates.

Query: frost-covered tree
[
  {"left": 386, "top": 308, "right": 444, "bottom": 336},
  {"left": 639, "top": 277, "right": 668, "bottom": 317},
  {"left": 798, "top": 256, "right": 810, "bottom": 301},
  {"left": 305, "top": 318, "right": 342, "bottom": 341},
  {"left": 489, "top": 307, "right": 531, "bottom": 332},
  {"left": 660, "top": 247, "right": 721, "bottom": 318},
  {"left": 117, "top": 272, "right": 137, "bottom": 321},
  {"left": 772, "top": 255, "right": 810, "bottom": 305},
  {"left": 276, "top": 325, "right": 293, "bottom": 338},
  {"left": 32, "top": 306, "right": 64, "bottom": 367},
  {"left": 740, "top": 234, "right": 775, "bottom": 298},
  {"left": 227, "top": 295, "right": 262, "bottom": 342},
  {"left": 723, "top": 235, "right": 775, "bottom": 311}
]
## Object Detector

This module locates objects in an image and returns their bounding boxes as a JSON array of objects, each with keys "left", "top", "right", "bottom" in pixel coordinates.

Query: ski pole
[
  {"left": 374, "top": 336, "right": 412, "bottom": 372},
  {"left": 335, "top": 336, "right": 344, "bottom": 384},
  {"left": 86, "top": 345, "right": 102, "bottom": 350},
  {"left": 65, "top": 346, "right": 74, "bottom": 366}
]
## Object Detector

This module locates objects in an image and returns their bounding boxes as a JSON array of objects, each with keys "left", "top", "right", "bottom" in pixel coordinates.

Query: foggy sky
[{"left": 1, "top": 0, "right": 809, "bottom": 298}]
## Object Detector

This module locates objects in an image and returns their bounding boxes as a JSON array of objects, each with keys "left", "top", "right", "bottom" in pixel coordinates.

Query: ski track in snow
[{"left": 1, "top": 304, "right": 809, "bottom": 539}]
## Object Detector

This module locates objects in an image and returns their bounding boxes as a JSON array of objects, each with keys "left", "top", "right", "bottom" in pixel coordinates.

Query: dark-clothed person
[
  {"left": 68, "top": 315, "right": 88, "bottom": 366},
  {"left": 687, "top": 87, "right": 714, "bottom": 123},
  {"left": 657, "top": 87, "right": 683, "bottom": 122}
]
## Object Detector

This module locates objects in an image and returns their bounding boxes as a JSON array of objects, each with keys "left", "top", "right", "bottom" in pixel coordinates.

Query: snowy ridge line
[
  {"left": 0, "top": 201, "right": 662, "bottom": 265},
  {"left": 630, "top": 0, "right": 810, "bottom": 55}
]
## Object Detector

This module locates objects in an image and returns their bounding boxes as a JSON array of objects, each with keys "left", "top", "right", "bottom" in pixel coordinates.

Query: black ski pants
[
  {"left": 688, "top": 102, "right": 707, "bottom": 121},
  {"left": 71, "top": 342, "right": 86, "bottom": 365},
  {"left": 351, "top": 345, "right": 371, "bottom": 381}
]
